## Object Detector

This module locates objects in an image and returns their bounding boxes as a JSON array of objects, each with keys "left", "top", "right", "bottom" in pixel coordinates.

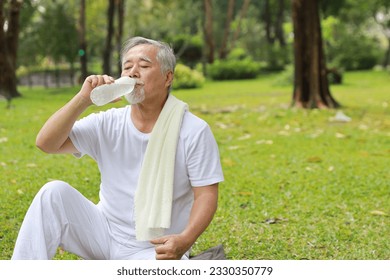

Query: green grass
[{"left": 0, "top": 70, "right": 389, "bottom": 259}]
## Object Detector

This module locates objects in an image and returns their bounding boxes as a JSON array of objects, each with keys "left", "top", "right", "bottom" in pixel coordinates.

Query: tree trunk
[
  {"left": 103, "top": 0, "right": 116, "bottom": 75},
  {"left": 0, "top": 0, "right": 22, "bottom": 99},
  {"left": 203, "top": 0, "right": 215, "bottom": 64},
  {"left": 275, "top": 0, "right": 286, "bottom": 46},
  {"left": 116, "top": 0, "right": 125, "bottom": 76},
  {"left": 291, "top": 0, "right": 340, "bottom": 109},
  {"left": 263, "top": 0, "right": 275, "bottom": 45},
  {"left": 70, "top": 62, "right": 75, "bottom": 86},
  {"left": 219, "top": 0, "right": 235, "bottom": 59},
  {"left": 78, "top": 0, "right": 88, "bottom": 81},
  {"left": 230, "top": 0, "right": 251, "bottom": 50}
]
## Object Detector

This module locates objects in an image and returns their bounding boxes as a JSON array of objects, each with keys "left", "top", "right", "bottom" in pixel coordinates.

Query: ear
[{"left": 165, "top": 71, "right": 174, "bottom": 89}]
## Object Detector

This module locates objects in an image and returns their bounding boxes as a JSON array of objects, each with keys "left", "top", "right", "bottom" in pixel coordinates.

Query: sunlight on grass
[{"left": 0, "top": 71, "right": 389, "bottom": 259}]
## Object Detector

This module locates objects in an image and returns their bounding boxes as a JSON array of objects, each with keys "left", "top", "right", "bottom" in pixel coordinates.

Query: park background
[{"left": 0, "top": 0, "right": 389, "bottom": 259}]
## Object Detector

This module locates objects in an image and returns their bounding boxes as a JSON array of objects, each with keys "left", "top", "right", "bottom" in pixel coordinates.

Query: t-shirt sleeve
[
  {"left": 187, "top": 123, "right": 224, "bottom": 187},
  {"left": 69, "top": 113, "right": 100, "bottom": 160}
]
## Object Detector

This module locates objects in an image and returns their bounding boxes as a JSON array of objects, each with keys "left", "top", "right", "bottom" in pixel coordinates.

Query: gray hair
[{"left": 120, "top": 36, "right": 176, "bottom": 75}]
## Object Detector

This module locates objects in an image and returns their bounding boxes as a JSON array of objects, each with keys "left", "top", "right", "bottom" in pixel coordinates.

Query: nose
[{"left": 127, "top": 66, "right": 140, "bottom": 78}]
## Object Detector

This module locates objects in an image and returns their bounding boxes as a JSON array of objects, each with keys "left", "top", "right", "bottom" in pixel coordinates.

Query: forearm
[
  {"left": 181, "top": 184, "right": 219, "bottom": 246},
  {"left": 36, "top": 75, "right": 115, "bottom": 154},
  {"left": 36, "top": 93, "right": 91, "bottom": 153},
  {"left": 151, "top": 184, "right": 219, "bottom": 260}
]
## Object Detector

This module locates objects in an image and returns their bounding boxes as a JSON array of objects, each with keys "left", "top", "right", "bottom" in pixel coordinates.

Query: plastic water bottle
[{"left": 90, "top": 76, "right": 136, "bottom": 106}]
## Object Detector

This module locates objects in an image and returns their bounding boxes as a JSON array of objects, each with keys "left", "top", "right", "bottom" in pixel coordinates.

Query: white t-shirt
[{"left": 69, "top": 105, "right": 224, "bottom": 244}]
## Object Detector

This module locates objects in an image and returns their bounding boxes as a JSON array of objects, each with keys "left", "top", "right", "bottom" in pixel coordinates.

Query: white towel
[{"left": 134, "top": 94, "right": 188, "bottom": 241}]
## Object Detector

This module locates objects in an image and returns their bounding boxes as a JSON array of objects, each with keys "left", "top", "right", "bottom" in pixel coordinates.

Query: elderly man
[{"left": 12, "top": 37, "right": 223, "bottom": 260}]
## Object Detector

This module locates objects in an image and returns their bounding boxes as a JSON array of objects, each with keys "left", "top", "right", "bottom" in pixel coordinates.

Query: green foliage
[
  {"left": 37, "top": 4, "right": 78, "bottom": 64},
  {"left": 272, "top": 64, "right": 294, "bottom": 86},
  {"left": 172, "top": 64, "right": 205, "bottom": 89},
  {"left": 226, "top": 48, "right": 248, "bottom": 60},
  {"left": 262, "top": 44, "right": 292, "bottom": 72},
  {"left": 207, "top": 50, "right": 261, "bottom": 80},
  {"left": 323, "top": 16, "right": 382, "bottom": 70},
  {"left": 1, "top": 71, "right": 389, "bottom": 260},
  {"left": 332, "top": 35, "right": 381, "bottom": 70},
  {"left": 273, "top": 64, "right": 344, "bottom": 86},
  {"left": 207, "top": 59, "right": 261, "bottom": 80},
  {"left": 171, "top": 34, "right": 203, "bottom": 67}
]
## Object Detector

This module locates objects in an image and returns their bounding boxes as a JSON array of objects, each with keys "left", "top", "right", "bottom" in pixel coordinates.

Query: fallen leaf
[
  {"left": 278, "top": 130, "right": 290, "bottom": 136},
  {"left": 358, "top": 124, "right": 369, "bottom": 130},
  {"left": 306, "top": 156, "right": 322, "bottom": 163},
  {"left": 335, "top": 132, "right": 346, "bottom": 139},
  {"left": 256, "top": 139, "right": 273, "bottom": 145},
  {"left": 217, "top": 105, "right": 244, "bottom": 114},
  {"left": 294, "top": 127, "right": 302, "bottom": 132},
  {"left": 309, "top": 129, "right": 324, "bottom": 139},
  {"left": 222, "top": 158, "right": 235, "bottom": 167},
  {"left": 370, "top": 210, "right": 388, "bottom": 216},
  {"left": 215, "top": 122, "right": 229, "bottom": 129},
  {"left": 263, "top": 217, "right": 288, "bottom": 224},
  {"left": 238, "top": 134, "right": 251, "bottom": 141},
  {"left": 228, "top": 146, "right": 240, "bottom": 150},
  {"left": 237, "top": 192, "right": 253, "bottom": 196}
]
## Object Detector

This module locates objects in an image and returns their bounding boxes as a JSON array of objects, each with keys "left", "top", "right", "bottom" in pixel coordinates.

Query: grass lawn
[{"left": 0, "top": 70, "right": 389, "bottom": 259}]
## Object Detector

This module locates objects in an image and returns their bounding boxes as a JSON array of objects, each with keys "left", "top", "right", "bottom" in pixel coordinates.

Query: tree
[
  {"left": 219, "top": 0, "right": 235, "bottom": 59},
  {"left": 35, "top": 3, "right": 78, "bottom": 87},
  {"left": 203, "top": 0, "right": 215, "bottom": 64},
  {"left": 78, "top": 0, "right": 88, "bottom": 81},
  {"left": 102, "top": 0, "right": 115, "bottom": 75},
  {"left": 115, "top": 0, "right": 125, "bottom": 75},
  {"left": 102, "top": 0, "right": 124, "bottom": 76},
  {"left": 291, "top": 0, "right": 340, "bottom": 108},
  {"left": 229, "top": 0, "right": 251, "bottom": 50},
  {"left": 0, "top": 0, "right": 22, "bottom": 100},
  {"left": 373, "top": 0, "right": 390, "bottom": 67},
  {"left": 262, "top": 0, "right": 286, "bottom": 46}
]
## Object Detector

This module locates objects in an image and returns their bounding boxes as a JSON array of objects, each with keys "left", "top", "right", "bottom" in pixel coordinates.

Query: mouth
[{"left": 135, "top": 79, "right": 144, "bottom": 86}]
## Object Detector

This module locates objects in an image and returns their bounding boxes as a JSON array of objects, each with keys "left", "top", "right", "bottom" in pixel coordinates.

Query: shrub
[
  {"left": 172, "top": 63, "right": 205, "bottom": 89},
  {"left": 171, "top": 34, "right": 203, "bottom": 67},
  {"left": 332, "top": 35, "right": 381, "bottom": 70},
  {"left": 207, "top": 59, "right": 261, "bottom": 80},
  {"left": 207, "top": 47, "right": 261, "bottom": 81},
  {"left": 322, "top": 17, "right": 382, "bottom": 71}
]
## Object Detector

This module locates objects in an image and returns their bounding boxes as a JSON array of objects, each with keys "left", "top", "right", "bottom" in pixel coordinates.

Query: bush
[
  {"left": 333, "top": 35, "right": 381, "bottom": 70},
  {"left": 172, "top": 63, "right": 205, "bottom": 89},
  {"left": 273, "top": 64, "right": 343, "bottom": 87},
  {"left": 207, "top": 59, "right": 261, "bottom": 80},
  {"left": 322, "top": 17, "right": 382, "bottom": 71},
  {"left": 206, "top": 47, "right": 261, "bottom": 81},
  {"left": 171, "top": 34, "right": 203, "bottom": 67}
]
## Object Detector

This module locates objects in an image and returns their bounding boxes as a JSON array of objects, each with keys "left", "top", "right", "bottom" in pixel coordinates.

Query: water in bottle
[{"left": 90, "top": 76, "right": 136, "bottom": 106}]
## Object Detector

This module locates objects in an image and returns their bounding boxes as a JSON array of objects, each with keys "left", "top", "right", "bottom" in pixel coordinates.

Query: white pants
[{"left": 12, "top": 180, "right": 186, "bottom": 260}]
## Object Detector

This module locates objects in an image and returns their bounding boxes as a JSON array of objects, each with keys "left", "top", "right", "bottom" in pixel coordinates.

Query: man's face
[{"left": 121, "top": 44, "right": 172, "bottom": 104}]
